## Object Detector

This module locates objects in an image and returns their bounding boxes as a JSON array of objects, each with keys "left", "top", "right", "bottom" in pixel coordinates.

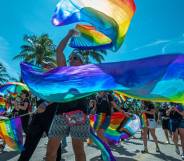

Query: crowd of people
[{"left": 0, "top": 30, "right": 184, "bottom": 161}]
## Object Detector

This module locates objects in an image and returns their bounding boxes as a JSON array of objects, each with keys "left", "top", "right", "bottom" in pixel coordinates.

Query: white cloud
[
  {"left": 131, "top": 40, "right": 170, "bottom": 52},
  {"left": 121, "top": 39, "right": 170, "bottom": 55},
  {"left": 162, "top": 35, "right": 184, "bottom": 53},
  {"left": 121, "top": 35, "right": 184, "bottom": 55}
]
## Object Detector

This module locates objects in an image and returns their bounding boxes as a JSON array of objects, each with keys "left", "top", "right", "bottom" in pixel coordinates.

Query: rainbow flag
[
  {"left": 90, "top": 112, "right": 140, "bottom": 143},
  {"left": 89, "top": 127, "right": 116, "bottom": 161},
  {"left": 0, "top": 97, "right": 6, "bottom": 115},
  {"left": 0, "top": 117, "right": 24, "bottom": 151},
  {"left": 52, "top": 0, "right": 136, "bottom": 51},
  {"left": 140, "top": 112, "right": 149, "bottom": 128}
]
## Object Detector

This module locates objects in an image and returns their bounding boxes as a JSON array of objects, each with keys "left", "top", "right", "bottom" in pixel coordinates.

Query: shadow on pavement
[
  {"left": 122, "top": 140, "right": 143, "bottom": 145},
  {"left": 90, "top": 155, "right": 102, "bottom": 161},
  {"left": 116, "top": 157, "right": 139, "bottom": 161},
  {"left": 151, "top": 151, "right": 180, "bottom": 161},
  {"left": 0, "top": 151, "right": 20, "bottom": 161},
  {"left": 110, "top": 145, "right": 137, "bottom": 157},
  {"left": 148, "top": 139, "right": 181, "bottom": 146},
  {"left": 90, "top": 156, "right": 138, "bottom": 161}
]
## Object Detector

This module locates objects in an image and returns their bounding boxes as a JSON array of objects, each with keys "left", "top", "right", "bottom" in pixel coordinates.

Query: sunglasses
[{"left": 69, "top": 56, "right": 80, "bottom": 61}]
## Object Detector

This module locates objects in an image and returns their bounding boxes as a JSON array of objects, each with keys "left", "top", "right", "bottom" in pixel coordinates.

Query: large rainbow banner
[{"left": 21, "top": 54, "right": 184, "bottom": 103}]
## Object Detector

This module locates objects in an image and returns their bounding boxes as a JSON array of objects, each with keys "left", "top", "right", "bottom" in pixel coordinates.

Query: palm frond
[{"left": 13, "top": 34, "right": 56, "bottom": 67}]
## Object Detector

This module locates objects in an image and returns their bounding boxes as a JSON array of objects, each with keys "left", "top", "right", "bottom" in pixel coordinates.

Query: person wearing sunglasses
[
  {"left": 167, "top": 103, "right": 184, "bottom": 159},
  {"left": 46, "top": 29, "right": 89, "bottom": 161}
]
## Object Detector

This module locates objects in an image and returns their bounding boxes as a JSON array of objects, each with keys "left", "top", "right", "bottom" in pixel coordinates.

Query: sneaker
[
  {"left": 156, "top": 146, "right": 160, "bottom": 152},
  {"left": 165, "top": 141, "right": 170, "bottom": 144},
  {"left": 141, "top": 149, "right": 148, "bottom": 153},
  {"left": 175, "top": 147, "right": 180, "bottom": 155},
  {"left": 181, "top": 153, "right": 184, "bottom": 160}
]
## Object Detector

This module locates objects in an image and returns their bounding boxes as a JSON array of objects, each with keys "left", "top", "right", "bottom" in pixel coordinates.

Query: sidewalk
[{"left": 0, "top": 127, "right": 182, "bottom": 161}]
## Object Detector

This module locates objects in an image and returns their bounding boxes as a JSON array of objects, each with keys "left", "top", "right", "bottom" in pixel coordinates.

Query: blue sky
[{"left": 0, "top": 0, "right": 184, "bottom": 79}]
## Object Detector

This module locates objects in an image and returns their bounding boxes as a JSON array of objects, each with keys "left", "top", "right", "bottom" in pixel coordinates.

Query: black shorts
[
  {"left": 162, "top": 118, "right": 170, "bottom": 130},
  {"left": 170, "top": 119, "right": 180, "bottom": 132}
]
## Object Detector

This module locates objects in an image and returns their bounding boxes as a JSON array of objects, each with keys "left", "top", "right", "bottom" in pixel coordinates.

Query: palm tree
[
  {"left": 79, "top": 49, "right": 107, "bottom": 64},
  {"left": 13, "top": 34, "right": 56, "bottom": 68},
  {"left": 0, "top": 63, "right": 9, "bottom": 85}
]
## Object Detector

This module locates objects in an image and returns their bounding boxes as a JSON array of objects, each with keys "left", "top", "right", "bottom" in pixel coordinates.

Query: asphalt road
[{"left": 0, "top": 127, "right": 182, "bottom": 161}]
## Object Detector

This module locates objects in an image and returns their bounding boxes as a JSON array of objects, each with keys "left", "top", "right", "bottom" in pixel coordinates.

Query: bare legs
[
  {"left": 142, "top": 128, "right": 159, "bottom": 152},
  {"left": 72, "top": 138, "right": 86, "bottom": 161},
  {"left": 46, "top": 137, "right": 61, "bottom": 161}
]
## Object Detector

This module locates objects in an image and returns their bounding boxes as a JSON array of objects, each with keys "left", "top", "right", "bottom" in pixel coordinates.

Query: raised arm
[{"left": 56, "top": 29, "right": 77, "bottom": 67}]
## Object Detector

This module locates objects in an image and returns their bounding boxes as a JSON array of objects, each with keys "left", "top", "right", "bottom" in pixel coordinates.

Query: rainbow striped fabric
[
  {"left": 0, "top": 117, "right": 24, "bottom": 151},
  {"left": 90, "top": 112, "right": 141, "bottom": 143},
  {"left": 21, "top": 54, "right": 184, "bottom": 103},
  {"left": 89, "top": 127, "right": 116, "bottom": 161},
  {"left": 0, "top": 82, "right": 29, "bottom": 95},
  {"left": 0, "top": 97, "right": 6, "bottom": 115},
  {"left": 52, "top": 0, "right": 136, "bottom": 51},
  {"left": 140, "top": 112, "right": 149, "bottom": 128}
]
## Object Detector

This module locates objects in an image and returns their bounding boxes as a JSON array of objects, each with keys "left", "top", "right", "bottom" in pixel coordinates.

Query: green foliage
[
  {"left": 13, "top": 34, "right": 56, "bottom": 68},
  {"left": 79, "top": 49, "right": 107, "bottom": 64},
  {"left": 0, "top": 63, "right": 9, "bottom": 85}
]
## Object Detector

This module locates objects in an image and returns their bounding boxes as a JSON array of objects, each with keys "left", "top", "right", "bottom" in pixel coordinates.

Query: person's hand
[
  {"left": 89, "top": 100, "right": 94, "bottom": 107},
  {"left": 173, "top": 107, "right": 179, "bottom": 112},
  {"left": 90, "top": 100, "right": 96, "bottom": 107},
  {"left": 125, "top": 112, "right": 130, "bottom": 118},
  {"left": 36, "top": 104, "right": 46, "bottom": 113}
]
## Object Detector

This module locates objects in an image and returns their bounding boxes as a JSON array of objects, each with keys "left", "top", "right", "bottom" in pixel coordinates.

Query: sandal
[{"left": 141, "top": 149, "right": 148, "bottom": 153}]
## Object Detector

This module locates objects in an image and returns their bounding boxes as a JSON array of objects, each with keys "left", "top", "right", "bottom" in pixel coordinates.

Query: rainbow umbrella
[{"left": 0, "top": 82, "right": 29, "bottom": 95}]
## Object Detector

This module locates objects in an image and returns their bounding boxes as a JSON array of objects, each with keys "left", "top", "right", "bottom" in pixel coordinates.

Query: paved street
[{"left": 0, "top": 127, "right": 182, "bottom": 161}]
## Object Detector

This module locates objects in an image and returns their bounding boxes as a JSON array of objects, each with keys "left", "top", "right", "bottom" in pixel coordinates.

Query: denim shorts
[
  {"left": 148, "top": 119, "right": 157, "bottom": 129},
  {"left": 48, "top": 114, "right": 90, "bottom": 141}
]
